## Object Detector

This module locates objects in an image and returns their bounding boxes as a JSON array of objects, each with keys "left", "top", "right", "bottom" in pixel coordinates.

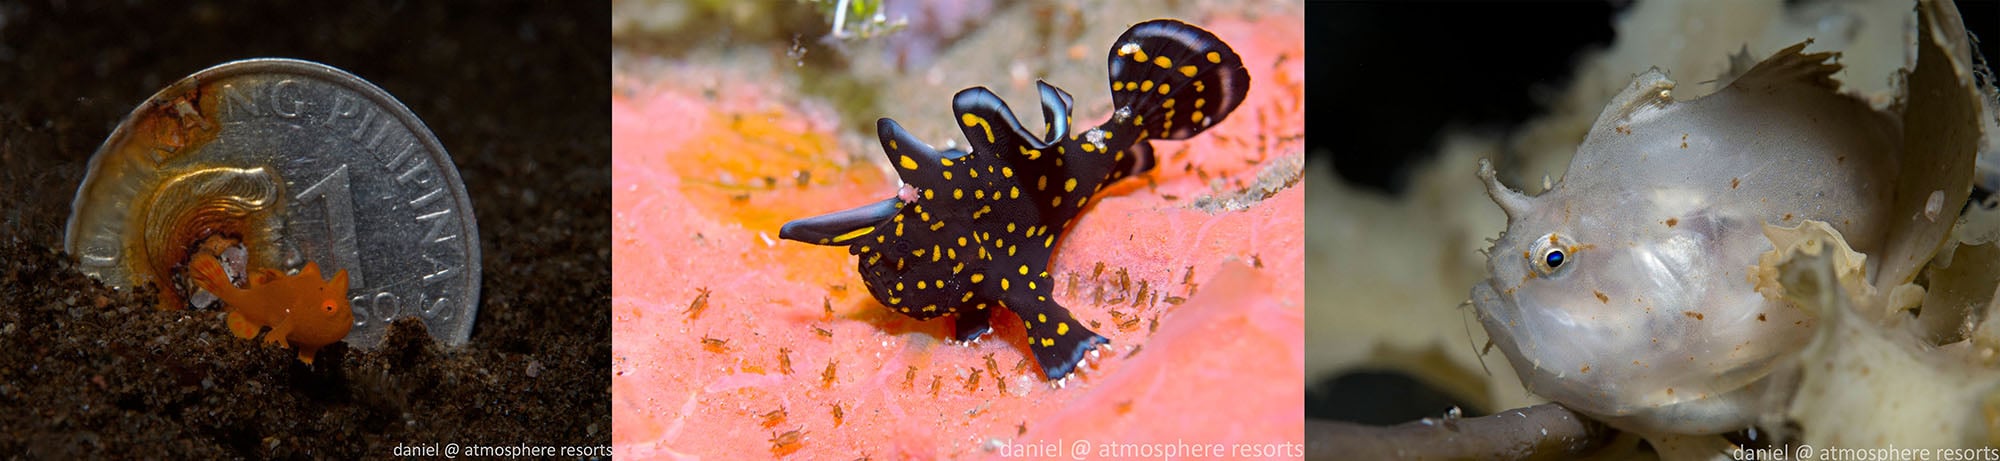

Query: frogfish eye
[
  {"left": 323, "top": 301, "right": 338, "bottom": 314},
  {"left": 1531, "top": 232, "right": 1573, "bottom": 276}
]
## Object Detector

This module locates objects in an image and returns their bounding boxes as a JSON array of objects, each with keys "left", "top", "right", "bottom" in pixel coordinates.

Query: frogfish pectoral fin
[
  {"left": 225, "top": 311, "right": 262, "bottom": 340},
  {"left": 266, "top": 319, "right": 295, "bottom": 348},
  {"left": 1012, "top": 298, "right": 1111, "bottom": 380}
]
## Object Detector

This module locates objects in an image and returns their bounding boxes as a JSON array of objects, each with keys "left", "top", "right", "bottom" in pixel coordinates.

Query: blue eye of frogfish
[{"left": 1531, "top": 232, "right": 1572, "bottom": 276}]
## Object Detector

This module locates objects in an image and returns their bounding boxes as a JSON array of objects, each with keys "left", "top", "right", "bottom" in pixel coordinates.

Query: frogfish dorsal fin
[
  {"left": 1035, "top": 81, "right": 1075, "bottom": 145},
  {"left": 951, "top": 87, "right": 1042, "bottom": 155},
  {"left": 1726, "top": 40, "right": 1843, "bottom": 92}
]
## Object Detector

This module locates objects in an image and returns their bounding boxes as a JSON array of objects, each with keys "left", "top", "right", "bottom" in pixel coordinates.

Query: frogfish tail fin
[
  {"left": 186, "top": 254, "right": 236, "bottom": 299},
  {"left": 1106, "top": 19, "right": 1250, "bottom": 143}
]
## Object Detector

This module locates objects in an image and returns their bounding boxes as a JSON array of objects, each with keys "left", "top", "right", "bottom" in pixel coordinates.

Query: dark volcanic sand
[{"left": 0, "top": 1, "right": 611, "bottom": 457}]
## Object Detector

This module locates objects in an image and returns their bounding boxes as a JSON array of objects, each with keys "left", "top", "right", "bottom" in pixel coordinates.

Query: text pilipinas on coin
[{"left": 65, "top": 58, "right": 481, "bottom": 348}]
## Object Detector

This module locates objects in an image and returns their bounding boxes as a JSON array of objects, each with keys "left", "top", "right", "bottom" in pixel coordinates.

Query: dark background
[
  {"left": 1306, "top": 0, "right": 2000, "bottom": 424},
  {"left": 1304, "top": 0, "right": 1618, "bottom": 425},
  {"left": 1308, "top": 1, "right": 1615, "bottom": 196},
  {"left": 1307, "top": 0, "right": 2000, "bottom": 196},
  {"left": 0, "top": 1, "right": 611, "bottom": 457}
]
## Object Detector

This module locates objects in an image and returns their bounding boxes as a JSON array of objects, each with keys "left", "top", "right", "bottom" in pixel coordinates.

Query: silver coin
[{"left": 65, "top": 58, "right": 481, "bottom": 349}]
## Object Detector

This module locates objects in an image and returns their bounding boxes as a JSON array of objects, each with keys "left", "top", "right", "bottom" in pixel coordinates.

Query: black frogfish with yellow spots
[{"left": 780, "top": 19, "right": 1249, "bottom": 382}]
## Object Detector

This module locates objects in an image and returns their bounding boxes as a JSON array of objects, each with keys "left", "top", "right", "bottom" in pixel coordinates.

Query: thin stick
[{"left": 1305, "top": 404, "right": 1615, "bottom": 460}]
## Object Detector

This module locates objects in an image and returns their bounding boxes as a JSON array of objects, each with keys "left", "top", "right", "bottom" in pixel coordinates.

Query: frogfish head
[
  {"left": 1469, "top": 159, "right": 1798, "bottom": 435},
  {"left": 289, "top": 264, "right": 355, "bottom": 348}
]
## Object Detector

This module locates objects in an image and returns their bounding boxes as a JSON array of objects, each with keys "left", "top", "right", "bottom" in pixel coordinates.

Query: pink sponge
[{"left": 611, "top": 13, "right": 1302, "bottom": 459}]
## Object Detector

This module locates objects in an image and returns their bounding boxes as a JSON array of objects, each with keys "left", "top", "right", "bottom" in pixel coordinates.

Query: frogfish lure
[{"left": 780, "top": 19, "right": 1250, "bottom": 381}]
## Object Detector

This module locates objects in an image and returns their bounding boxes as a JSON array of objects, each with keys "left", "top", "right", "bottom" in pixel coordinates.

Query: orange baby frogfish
[
  {"left": 187, "top": 254, "right": 353, "bottom": 364},
  {"left": 779, "top": 19, "right": 1250, "bottom": 381}
]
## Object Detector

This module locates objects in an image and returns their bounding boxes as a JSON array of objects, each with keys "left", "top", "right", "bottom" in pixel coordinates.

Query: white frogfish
[{"left": 1471, "top": 41, "right": 1900, "bottom": 435}]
